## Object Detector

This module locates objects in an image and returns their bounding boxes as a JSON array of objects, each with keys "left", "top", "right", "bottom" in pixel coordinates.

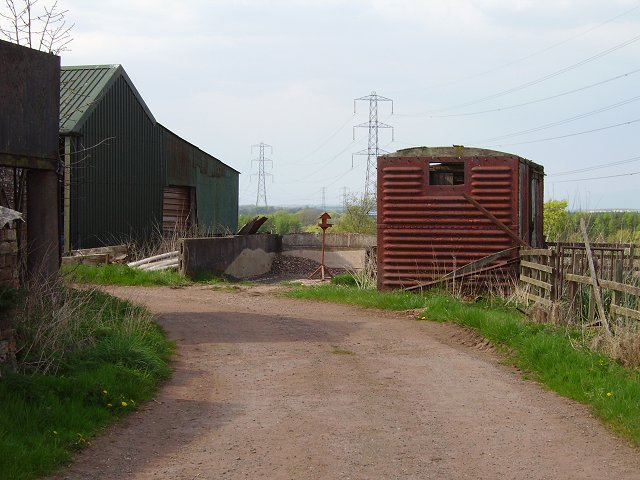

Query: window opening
[{"left": 429, "top": 162, "right": 465, "bottom": 185}]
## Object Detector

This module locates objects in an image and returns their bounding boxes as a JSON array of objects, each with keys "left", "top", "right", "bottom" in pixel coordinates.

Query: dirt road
[{"left": 52, "top": 284, "right": 639, "bottom": 479}]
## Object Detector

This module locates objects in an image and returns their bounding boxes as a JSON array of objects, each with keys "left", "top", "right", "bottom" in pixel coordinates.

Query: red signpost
[{"left": 309, "top": 212, "right": 332, "bottom": 281}]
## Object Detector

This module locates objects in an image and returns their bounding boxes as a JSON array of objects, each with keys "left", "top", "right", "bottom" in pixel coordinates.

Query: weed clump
[{"left": 0, "top": 277, "right": 173, "bottom": 479}]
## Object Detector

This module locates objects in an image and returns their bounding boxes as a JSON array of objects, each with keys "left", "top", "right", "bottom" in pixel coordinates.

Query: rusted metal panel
[
  {"left": 160, "top": 124, "right": 239, "bottom": 233},
  {"left": 377, "top": 147, "right": 544, "bottom": 291},
  {"left": 0, "top": 40, "right": 60, "bottom": 169},
  {"left": 163, "top": 186, "right": 192, "bottom": 233}
]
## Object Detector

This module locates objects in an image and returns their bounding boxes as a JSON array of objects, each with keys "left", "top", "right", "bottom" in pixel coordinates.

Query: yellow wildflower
[
  {"left": 121, "top": 401, "right": 128, "bottom": 407},
  {"left": 606, "top": 392, "right": 613, "bottom": 397}
]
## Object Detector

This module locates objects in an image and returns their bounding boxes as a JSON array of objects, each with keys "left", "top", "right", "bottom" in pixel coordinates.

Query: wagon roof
[{"left": 382, "top": 145, "right": 543, "bottom": 170}]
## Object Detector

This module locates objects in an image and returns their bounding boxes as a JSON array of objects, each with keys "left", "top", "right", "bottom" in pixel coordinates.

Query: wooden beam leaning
[
  {"left": 580, "top": 219, "right": 611, "bottom": 334},
  {"left": 463, "top": 193, "right": 529, "bottom": 248},
  {"left": 404, "top": 247, "right": 518, "bottom": 292}
]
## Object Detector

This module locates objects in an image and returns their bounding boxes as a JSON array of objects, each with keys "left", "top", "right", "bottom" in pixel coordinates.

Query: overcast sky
[{"left": 54, "top": 1, "right": 640, "bottom": 209}]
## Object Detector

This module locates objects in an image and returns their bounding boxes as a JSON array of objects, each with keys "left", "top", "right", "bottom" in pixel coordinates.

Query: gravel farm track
[{"left": 49, "top": 283, "right": 640, "bottom": 480}]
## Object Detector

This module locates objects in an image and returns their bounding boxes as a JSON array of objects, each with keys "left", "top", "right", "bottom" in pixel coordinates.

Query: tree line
[
  {"left": 238, "top": 195, "right": 376, "bottom": 235},
  {"left": 544, "top": 200, "right": 640, "bottom": 243}
]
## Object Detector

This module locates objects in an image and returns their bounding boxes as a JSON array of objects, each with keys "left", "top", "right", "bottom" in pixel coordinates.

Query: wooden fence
[{"left": 520, "top": 243, "right": 640, "bottom": 325}]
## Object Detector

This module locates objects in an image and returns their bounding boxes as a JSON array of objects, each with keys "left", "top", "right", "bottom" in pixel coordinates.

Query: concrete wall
[
  {"left": 283, "top": 233, "right": 376, "bottom": 249},
  {"left": 282, "top": 233, "right": 376, "bottom": 270},
  {"left": 180, "top": 234, "right": 281, "bottom": 279}
]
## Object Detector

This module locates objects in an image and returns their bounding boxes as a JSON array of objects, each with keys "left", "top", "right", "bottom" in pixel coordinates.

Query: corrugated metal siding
[
  {"left": 160, "top": 125, "right": 239, "bottom": 233},
  {"left": 70, "top": 75, "right": 163, "bottom": 248},
  {"left": 377, "top": 149, "right": 543, "bottom": 290},
  {"left": 59, "top": 66, "right": 117, "bottom": 133},
  {"left": 195, "top": 171, "right": 239, "bottom": 233}
]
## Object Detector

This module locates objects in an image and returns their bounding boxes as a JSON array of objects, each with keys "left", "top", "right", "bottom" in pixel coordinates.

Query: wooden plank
[
  {"left": 581, "top": 219, "right": 611, "bottom": 334},
  {"left": 463, "top": 193, "right": 529, "bottom": 247},
  {"left": 611, "top": 304, "right": 640, "bottom": 321},
  {"left": 520, "top": 260, "right": 553, "bottom": 273},
  {"left": 524, "top": 292, "right": 553, "bottom": 308},
  {"left": 404, "top": 247, "right": 518, "bottom": 291},
  {"left": 565, "top": 273, "right": 595, "bottom": 285},
  {"left": 520, "top": 274, "right": 552, "bottom": 291},
  {"left": 61, "top": 253, "right": 110, "bottom": 266},
  {"left": 520, "top": 248, "right": 553, "bottom": 257},
  {"left": 0, "top": 152, "right": 56, "bottom": 170},
  {"left": 600, "top": 279, "right": 640, "bottom": 297}
]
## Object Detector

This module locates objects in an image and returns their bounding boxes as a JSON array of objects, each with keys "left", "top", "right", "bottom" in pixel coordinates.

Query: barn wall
[
  {"left": 69, "top": 76, "right": 163, "bottom": 248},
  {"left": 161, "top": 125, "right": 239, "bottom": 234}
]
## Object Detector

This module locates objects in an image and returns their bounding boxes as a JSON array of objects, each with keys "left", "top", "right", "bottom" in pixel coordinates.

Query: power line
[
  {"left": 485, "top": 117, "right": 640, "bottom": 148},
  {"left": 425, "top": 32, "right": 640, "bottom": 115},
  {"left": 291, "top": 114, "right": 355, "bottom": 166},
  {"left": 553, "top": 170, "right": 640, "bottom": 183},
  {"left": 397, "top": 67, "right": 640, "bottom": 118},
  {"left": 548, "top": 154, "right": 640, "bottom": 177},
  {"left": 396, "top": 2, "right": 640, "bottom": 95},
  {"left": 296, "top": 137, "right": 365, "bottom": 183},
  {"left": 471, "top": 94, "right": 640, "bottom": 144},
  {"left": 353, "top": 91, "right": 394, "bottom": 198},
  {"left": 251, "top": 142, "right": 273, "bottom": 209}
]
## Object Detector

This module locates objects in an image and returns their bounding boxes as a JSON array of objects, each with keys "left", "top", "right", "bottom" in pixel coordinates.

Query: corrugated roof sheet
[{"left": 59, "top": 64, "right": 155, "bottom": 133}]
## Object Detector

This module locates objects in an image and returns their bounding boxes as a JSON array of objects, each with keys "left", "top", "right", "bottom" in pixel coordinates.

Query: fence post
[{"left": 580, "top": 219, "right": 611, "bottom": 333}]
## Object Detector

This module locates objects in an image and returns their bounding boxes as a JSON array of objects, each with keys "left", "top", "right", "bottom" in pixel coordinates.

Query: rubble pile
[{"left": 251, "top": 254, "right": 346, "bottom": 282}]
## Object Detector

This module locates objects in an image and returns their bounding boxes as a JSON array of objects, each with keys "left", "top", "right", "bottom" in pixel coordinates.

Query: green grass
[
  {"left": 0, "top": 289, "right": 174, "bottom": 480},
  {"left": 62, "top": 263, "right": 189, "bottom": 286},
  {"left": 331, "top": 273, "right": 359, "bottom": 287},
  {"left": 286, "top": 284, "right": 430, "bottom": 310},
  {"left": 285, "top": 284, "right": 640, "bottom": 445},
  {"left": 62, "top": 264, "right": 254, "bottom": 288}
]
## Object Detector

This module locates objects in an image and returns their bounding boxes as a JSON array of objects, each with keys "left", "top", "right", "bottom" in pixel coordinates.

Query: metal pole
[{"left": 320, "top": 227, "right": 326, "bottom": 281}]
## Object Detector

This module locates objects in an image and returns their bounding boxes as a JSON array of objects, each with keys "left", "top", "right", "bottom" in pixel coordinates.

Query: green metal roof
[{"left": 59, "top": 64, "right": 156, "bottom": 133}]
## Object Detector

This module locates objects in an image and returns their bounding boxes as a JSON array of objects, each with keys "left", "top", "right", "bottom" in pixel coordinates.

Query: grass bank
[
  {"left": 285, "top": 283, "right": 640, "bottom": 446},
  {"left": 62, "top": 264, "right": 251, "bottom": 288},
  {"left": 62, "top": 263, "right": 189, "bottom": 287},
  {"left": 0, "top": 287, "right": 174, "bottom": 480}
]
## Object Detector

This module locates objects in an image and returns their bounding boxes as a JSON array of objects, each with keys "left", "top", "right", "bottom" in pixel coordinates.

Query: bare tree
[{"left": 0, "top": 0, "right": 73, "bottom": 54}]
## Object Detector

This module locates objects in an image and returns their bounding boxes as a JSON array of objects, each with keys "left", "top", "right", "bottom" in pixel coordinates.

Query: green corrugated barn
[{"left": 60, "top": 64, "right": 239, "bottom": 250}]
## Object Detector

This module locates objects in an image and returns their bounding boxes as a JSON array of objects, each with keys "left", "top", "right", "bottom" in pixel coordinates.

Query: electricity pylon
[
  {"left": 251, "top": 142, "right": 273, "bottom": 209},
  {"left": 353, "top": 92, "right": 393, "bottom": 199}
]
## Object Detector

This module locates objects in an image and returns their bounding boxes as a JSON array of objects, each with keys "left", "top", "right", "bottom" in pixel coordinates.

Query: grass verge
[
  {"left": 0, "top": 288, "right": 174, "bottom": 480},
  {"left": 62, "top": 264, "right": 189, "bottom": 287},
  {"left": 284, "top": 284, "right": 640, "bottom": 446},
  {"left": 62, "top": 264, "right": 253, "bottom": 288},
  {"left": 286, "top": 283, "right": 430, "bottom": 310}
]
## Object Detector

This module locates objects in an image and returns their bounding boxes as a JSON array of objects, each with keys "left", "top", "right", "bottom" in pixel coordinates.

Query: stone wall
[{"left": 0, "top": 228, "right": 19, "bottom": 288}]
